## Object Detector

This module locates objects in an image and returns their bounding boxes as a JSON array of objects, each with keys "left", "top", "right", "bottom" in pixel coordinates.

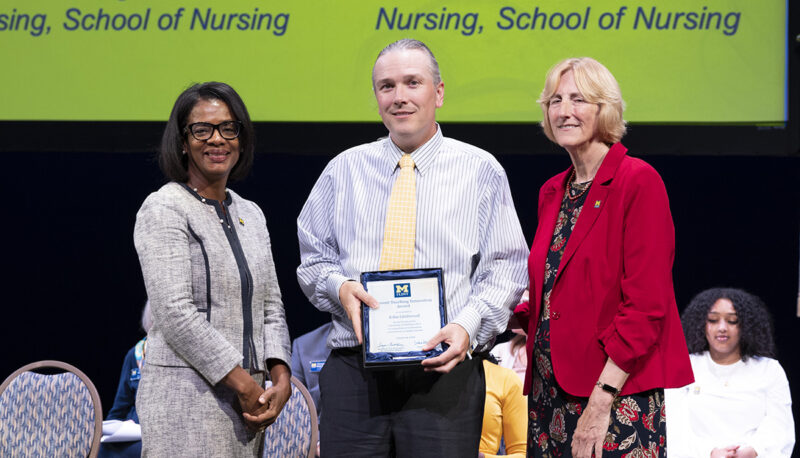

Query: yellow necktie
[{"left": 378, "top": 154, "right": 416, "bottom": 270}]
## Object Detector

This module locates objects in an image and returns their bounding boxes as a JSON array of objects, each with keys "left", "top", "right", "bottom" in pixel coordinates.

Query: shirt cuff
[
  {"left": 450, "top": 307, "right": 481, "bottom": 349},
  {"left": 325, "top": 273, "right": 352, "bottom": 305}
]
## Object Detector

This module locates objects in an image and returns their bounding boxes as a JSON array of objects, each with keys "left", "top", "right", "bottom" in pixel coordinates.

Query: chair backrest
[
  {"left": 263, "top": 375, "right": 319, "bottom": 458},
  {"left": 0, "top": 360, "right": 103, "bottom": 458}
]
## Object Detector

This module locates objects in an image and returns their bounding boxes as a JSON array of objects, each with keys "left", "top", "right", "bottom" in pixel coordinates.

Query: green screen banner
[{"left": 1, "top": 0, "right": 787, "bottom": 122}]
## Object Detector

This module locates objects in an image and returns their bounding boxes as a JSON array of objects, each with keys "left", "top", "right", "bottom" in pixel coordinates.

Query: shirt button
[{"left": 551, "top": 311, "right": 560, "bottom": 320}]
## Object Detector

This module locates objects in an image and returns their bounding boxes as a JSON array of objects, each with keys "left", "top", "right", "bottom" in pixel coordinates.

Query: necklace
[
  {"left": 191, "top": 187, "right": 210, "bottom": 204},
  {"left": 189, "top": 186, "right": 231, "bottom": 229},
  {"left": 566, "top": 169, "right": 592, "bottom": 201}
]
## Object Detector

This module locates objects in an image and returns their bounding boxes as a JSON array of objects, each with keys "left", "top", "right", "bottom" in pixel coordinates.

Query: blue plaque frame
[{"left": 360, "top": 268, "right": 447, "bottom": 368}]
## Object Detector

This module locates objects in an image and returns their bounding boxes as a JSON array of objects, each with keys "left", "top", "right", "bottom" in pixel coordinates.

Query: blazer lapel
[{"left": 554, "top": 143, "right": 628, "bottom": 285}]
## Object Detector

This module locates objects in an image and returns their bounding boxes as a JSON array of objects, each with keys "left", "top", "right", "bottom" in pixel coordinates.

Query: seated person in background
[
  {"left": 290, "top": 322, "right": 332, "bottom": 417},
  {"left": 479, "top": 355, "right": 527, "bottom": 458},
  {"left": 99, "top": 302, "right": 152, "bottom": 458},
  {"left": 666, "top": 288, "right": 795, "bottom": 457},
  {"left": 291, "top": 322, "right": 331, "bottom": 457},
  {"left": 490, "top": 291, "right": 528, "bottom": 382}
]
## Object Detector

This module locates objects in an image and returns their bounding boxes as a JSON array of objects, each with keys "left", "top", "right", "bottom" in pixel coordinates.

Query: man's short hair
[{"left": 373, "top": 38, "right": 442, "bottom": 86}]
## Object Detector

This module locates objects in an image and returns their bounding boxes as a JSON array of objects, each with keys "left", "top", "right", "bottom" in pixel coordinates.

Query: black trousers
[{"left": 319, "top": 347, "right": 486, "bottom": 458}]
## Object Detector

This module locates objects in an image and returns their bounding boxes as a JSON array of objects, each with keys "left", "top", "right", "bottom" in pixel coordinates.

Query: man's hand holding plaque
[
  {"left": 420, "top": 323, "right": 469, "bottom": 374},
  {"left": 339, "top": 280, "right": 379, "bottom": 344}
]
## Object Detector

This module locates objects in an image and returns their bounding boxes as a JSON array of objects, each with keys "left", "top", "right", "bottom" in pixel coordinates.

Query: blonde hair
[{"left": 537, "top": 57, "right": 626, "bottom": 144}]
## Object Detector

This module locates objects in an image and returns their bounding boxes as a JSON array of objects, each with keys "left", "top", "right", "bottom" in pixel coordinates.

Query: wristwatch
[{"left": 595, "top": 381, "right": 620, "bottom": 396}]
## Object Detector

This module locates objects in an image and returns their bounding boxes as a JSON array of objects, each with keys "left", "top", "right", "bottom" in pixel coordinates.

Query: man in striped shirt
[{"left": 296, "top": 38, "right": 528, "bottom": 457}]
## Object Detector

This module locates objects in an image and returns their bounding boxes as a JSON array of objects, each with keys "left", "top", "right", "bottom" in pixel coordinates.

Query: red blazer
[{"left": 515, "top": 143, "right": 693, "bottom": 397}]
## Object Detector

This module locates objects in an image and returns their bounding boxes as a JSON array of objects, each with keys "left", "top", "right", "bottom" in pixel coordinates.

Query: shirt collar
[{"left": 383, "top": 124, "right": 443, "bottom": 176}]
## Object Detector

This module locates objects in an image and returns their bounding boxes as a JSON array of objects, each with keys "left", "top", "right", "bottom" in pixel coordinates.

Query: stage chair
[
  {"left": 263, "top": 375, "right": 319, "bottom": 458},
  {"left": 0, "top": 360, "right": 103, "bottom": 458}
]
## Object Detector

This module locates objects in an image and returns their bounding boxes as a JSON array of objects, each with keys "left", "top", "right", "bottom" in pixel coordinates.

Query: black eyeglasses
[{"left": 185, "top": 121, "right": 242, "bottom": 141}]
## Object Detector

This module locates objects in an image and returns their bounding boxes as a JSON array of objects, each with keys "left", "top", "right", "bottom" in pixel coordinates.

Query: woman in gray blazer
[{"left": 134, "top": 82, "right": 292, "bottom": 456}]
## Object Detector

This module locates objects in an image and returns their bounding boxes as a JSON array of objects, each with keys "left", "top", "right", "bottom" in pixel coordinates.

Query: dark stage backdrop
[{"left": 1, "top": 138, "right": 798, "bottom": 445}]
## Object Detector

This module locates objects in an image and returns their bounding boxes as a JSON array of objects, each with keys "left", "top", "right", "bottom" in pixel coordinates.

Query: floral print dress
[{"left": 527, "top": 179, "right": 667, "bottom": 457}]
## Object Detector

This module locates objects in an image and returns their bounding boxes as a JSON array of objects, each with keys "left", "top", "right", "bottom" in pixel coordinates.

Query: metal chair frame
[
  {"left": 290, "top": 375, "right": 319, "bottom": 458},
  {"left": 264, "top": 375, "right": 319, "bottom": 458}
]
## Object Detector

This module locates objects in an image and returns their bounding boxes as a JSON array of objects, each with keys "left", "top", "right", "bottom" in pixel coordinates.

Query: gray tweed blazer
[{"left": 134, "top": 182, "right": 291, "bottom": 385}]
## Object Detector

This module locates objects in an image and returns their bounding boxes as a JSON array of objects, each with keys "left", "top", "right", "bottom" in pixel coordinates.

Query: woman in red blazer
[{"left": 515, "top": 58, "right": 693, "bottom": 457}]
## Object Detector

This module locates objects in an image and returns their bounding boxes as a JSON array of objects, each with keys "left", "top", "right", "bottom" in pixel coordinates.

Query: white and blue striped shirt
[{"left": 297, "top": 126, "right": 528, "bottom": 349}]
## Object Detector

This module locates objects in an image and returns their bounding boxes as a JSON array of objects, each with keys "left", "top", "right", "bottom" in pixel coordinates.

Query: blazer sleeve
[
  {"left": 134, "top": 194, "right": 242, "bottom": 385},
  {"left": 597, "top": 164, "right": 676, "bottom": 373},
  {"left": 513, "top": 300, "right": 530, "bottom": 333}
]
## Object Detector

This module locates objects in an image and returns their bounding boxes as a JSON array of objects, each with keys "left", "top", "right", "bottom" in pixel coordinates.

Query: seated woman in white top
[{"left": 666, "top": 288, "right": 795, "bottom": 457}]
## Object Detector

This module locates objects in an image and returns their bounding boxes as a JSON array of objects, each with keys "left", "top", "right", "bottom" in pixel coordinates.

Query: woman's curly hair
[{"left": 681, "top": 288, "right": 776, "bottom": 361}]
